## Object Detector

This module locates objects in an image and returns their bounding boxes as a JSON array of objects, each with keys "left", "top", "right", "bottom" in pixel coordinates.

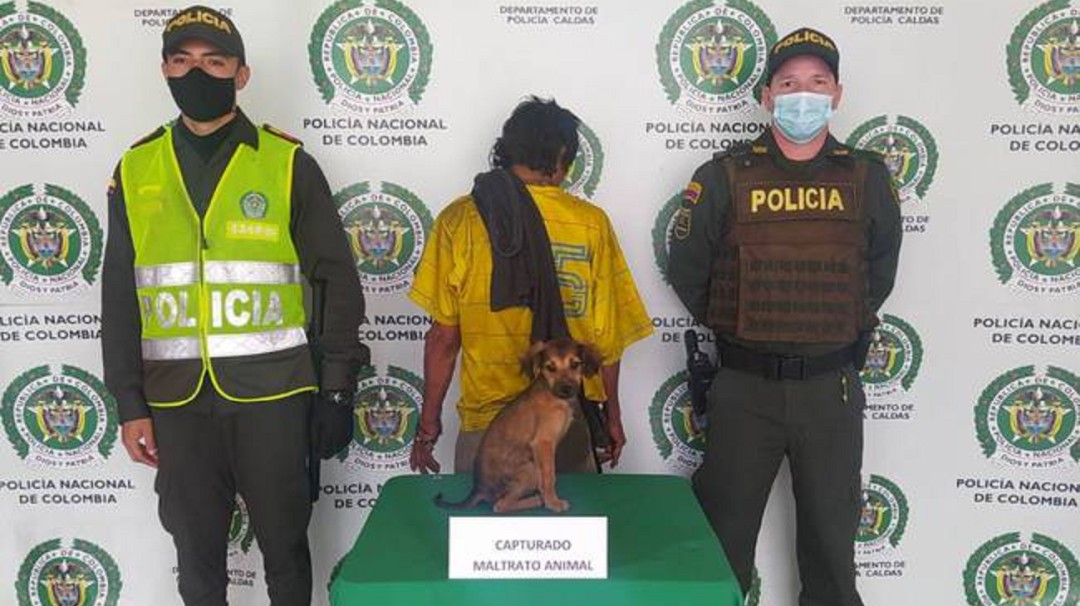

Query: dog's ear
[
  {"left": 520, "top": 341, "right": 548, "bottom": 377},
  {"left": 578, "top": 342, "right": 603, "bottom": 376}
]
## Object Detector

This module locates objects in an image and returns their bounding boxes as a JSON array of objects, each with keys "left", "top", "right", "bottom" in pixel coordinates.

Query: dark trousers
[
  {"left": 151, "top": 385, "right": 313, "bottom": 606},
  {"left": 692, "top": 365, "right": 865, "bottom": 606}
]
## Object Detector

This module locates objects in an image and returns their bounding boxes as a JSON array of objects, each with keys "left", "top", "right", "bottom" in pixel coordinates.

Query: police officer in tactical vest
[
  {"left": 668, "top": 28, "right": 902, "bottom": 606},
  {"left": 101, "top": 6, "right": 365, "bottom": 605}
]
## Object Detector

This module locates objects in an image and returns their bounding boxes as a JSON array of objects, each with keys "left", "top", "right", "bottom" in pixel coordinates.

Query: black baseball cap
[
  {"left": 766, "top": 27, "right": 839, "bottom": 83},
  {"left": 162, "top": 6, "right": 245, "bottom": 64}
]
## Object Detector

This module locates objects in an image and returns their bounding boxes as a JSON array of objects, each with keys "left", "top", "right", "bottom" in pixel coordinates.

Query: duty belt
[{"left": 718, "top": 343, "right": 855, "bottom": 380}]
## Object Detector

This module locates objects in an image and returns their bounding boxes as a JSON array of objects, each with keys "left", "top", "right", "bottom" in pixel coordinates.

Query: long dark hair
[{"left": 490, "top": 96, "right": 580, "bottom": 177}]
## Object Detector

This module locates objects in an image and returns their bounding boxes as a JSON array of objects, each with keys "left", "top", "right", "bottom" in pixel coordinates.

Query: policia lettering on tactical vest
[
  {"left": 668, "top": 28, "right": 902, "bottom": 606},
  {"left": 100, "top": 7, "right": 366, "bottom": 606}
]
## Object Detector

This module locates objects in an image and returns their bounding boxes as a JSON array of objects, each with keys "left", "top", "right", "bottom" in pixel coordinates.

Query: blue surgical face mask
[{"left": 772, "top": 92, "right": 834, "bottom": 144}]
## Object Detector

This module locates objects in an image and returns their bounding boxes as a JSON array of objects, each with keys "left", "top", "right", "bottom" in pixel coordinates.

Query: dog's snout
[{"left": 553, "top": 382, "right": 576, "bottom": 398}]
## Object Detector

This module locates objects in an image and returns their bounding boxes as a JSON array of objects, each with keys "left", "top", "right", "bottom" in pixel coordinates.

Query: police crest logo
[
  {"left": 227, "top": 494, "right": 256, "bottom": 558},
  {"left": 964, "top": 532, "right": 1079, "bottom": 606},
  {"left": 0, "top": 183, "right": 102, "bottom": 297},
  {"left": 855, "top": 474, "right": 909, "bottom": 558},
  {"left": 651, "top": 191, "right": 684, "bottom": 284},
  {"left": 2, "top": 364, "right": 117, "bottom": 469},
  {"left": 333, "top": 181, "right": 431, "bottom": 295},
  {"left": 336, "top": 365, "right": 422, "bottom": 472},
  {"left": 649, "top": 371, "right": 706, "bottom": 475},
  {"left": 847, "top": 115, "right": 938, "bottom": 205},
  {"left": 0, "top": 2, "right": 85, "bottom": 120},
  {"left": 656, "top": 0, "right": 776, "bottom": 115},
  {"left": 309, "top": 0, "right": 433, "bottom": 114},
  {"left": 990, "top": 182, "right": 1080, "bottom": 295},
  {"left": 239, "top": 191, "right": 268, "bottom": 220},
  {"left": 560, "top": 121, "right": 604, "bottom": 199},
  {"left": 16, "top": 538, "right": 122, "bottom": 606},
  {"left": 217, "top": 494, "right": 259, "bottom": 589},
  {"left": 859, "top": 314, "right": 923, "bottom": 399},
  {"left": 1007, "top": 1, "right": 1080, "bottom": 115},
  {"left": 975, "top": 365, "right": 1080, "bottom": 470}
]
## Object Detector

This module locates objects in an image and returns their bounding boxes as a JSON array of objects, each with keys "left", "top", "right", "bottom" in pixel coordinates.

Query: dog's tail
[{"left": 433, "top": 489, "right": 485, "bottom": 510}]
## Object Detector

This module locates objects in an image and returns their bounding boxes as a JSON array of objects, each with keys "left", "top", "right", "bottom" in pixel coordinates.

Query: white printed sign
[{"left": 448, "top": 516, "right": 608, "bottom": 579}]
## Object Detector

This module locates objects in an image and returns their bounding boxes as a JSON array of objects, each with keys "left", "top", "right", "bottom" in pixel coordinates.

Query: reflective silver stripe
[
  {"left": 142, "top": 336, "right": 201, "bottom": 361},
  {"left": 204, "top": 261, "right": 301, "bottom": 285},
  {"left": 135, "top": 262, "right": 198, "bottom": 288},
  {"left": 142, "top": 327, "right": 307, "bottom": 360},
  {"left": 206, "top": 327, "right": 308, "bottom": 358}
]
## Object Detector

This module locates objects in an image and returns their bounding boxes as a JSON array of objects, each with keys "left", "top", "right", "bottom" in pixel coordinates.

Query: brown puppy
[{"left": 434, "top": 338, "right": 601, "bottom": 513}]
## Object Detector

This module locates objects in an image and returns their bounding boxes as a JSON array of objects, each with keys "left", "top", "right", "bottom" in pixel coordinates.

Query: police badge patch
[
  {"left": 239, "top": 191, "right": 268, "bottom": 219},
  {"left": 673, "top": 207, "right": 693, "bottom": 240}
]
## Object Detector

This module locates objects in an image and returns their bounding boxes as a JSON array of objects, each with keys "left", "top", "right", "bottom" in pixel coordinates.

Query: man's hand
[
  {"left": 121, "top": 418, "right": 158, "bottom": 467},
  {"left": 409, "top": 417, "right": 441, "bottom": 474},
  {"left": 409, "top": 439, "right": 441, "bottom": 475},
  {"left": 599, "top": 363, "right": 626, "bottom": 468},
  {"left": 601, "top": 415, "right": 626, "bottom": 468},
  {"left": 411, "top": 322, "right": 458, "bottom": 475}
]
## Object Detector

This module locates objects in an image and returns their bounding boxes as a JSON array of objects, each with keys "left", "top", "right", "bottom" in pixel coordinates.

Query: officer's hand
[
  {"left": 603, "top": 416, "right": 626, "bottom": 468},
  {"left": 409, "top": 417, "right": 441, "bottom": 474},
  {"left": 311, "top": 391, "right": 356, "bottom": 460},
  {"left": 121, "top": 418, "right": 158, "bottom": 468}
]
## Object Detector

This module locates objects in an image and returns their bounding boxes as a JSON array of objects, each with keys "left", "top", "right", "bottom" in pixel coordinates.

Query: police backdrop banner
[{"left": 1, "top": 1, "right": 1078, "bottom": 605}]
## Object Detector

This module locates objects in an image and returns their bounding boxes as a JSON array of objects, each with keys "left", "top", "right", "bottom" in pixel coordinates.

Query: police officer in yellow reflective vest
[
  {"left": 668, "top": 28, "right": 902, "bottom": 606},
  {"left": 100, "top": 7, "right": 365, "bottom": 606}
]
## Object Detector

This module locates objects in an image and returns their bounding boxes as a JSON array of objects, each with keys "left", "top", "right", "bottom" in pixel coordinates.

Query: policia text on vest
[{"left": 120, "top": 125, "right": 315, "bottom": 406}]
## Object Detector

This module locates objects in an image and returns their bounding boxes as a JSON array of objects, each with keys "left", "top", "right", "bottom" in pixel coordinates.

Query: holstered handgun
[{"left": 684, "top": 329, "right": 717, "bottom": 419}]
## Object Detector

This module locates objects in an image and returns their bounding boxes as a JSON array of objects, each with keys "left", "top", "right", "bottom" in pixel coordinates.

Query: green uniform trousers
[
  {"left": 151, "top": 384, "right": 313, "bottom": 606},
  {"left": 692, "top": 364, "right": 865, "bottom": 606}
]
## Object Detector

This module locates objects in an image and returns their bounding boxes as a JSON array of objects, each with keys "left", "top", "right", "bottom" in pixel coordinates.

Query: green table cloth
[{"left": 330, "top": 473, "right": 742, "bottom": 605}]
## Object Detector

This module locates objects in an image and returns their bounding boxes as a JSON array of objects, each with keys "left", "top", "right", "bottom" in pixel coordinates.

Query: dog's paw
[{"left": 544, "top": 498, "right": 570, "bottom": 513}]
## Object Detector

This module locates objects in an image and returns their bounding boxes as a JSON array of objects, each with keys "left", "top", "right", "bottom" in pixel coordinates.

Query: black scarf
[{"left": 470, "top": 169, "right": 569, "bottom": 343}]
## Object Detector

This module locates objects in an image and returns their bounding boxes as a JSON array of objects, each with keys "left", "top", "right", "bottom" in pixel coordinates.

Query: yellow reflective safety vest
[{"left": 120, "top": 126, "right": 317, "bottom": 406}]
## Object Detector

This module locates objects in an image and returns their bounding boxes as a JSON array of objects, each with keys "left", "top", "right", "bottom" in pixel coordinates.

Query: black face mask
[{"left": 167, "top": 68, "right": 236, "bottom": 122}]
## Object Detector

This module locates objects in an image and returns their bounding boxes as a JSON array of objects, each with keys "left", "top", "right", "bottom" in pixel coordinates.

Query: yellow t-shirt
[{"left": 408, "top": 185, "right": 653, "bottom": 431}]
